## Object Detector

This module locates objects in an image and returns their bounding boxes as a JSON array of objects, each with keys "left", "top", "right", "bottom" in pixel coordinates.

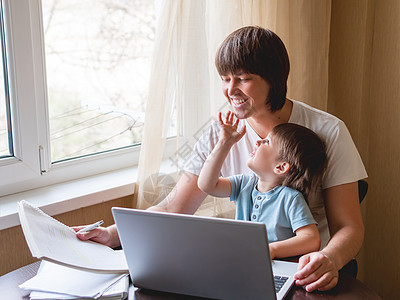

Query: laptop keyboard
[{"left": 274, "top": 275, "right": 289, "bottom": 293}]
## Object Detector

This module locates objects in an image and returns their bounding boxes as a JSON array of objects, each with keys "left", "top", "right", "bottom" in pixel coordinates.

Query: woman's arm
[
  {"left": 76, "top": 171, "right": 209, "bottom": 247},
  {"left": 294, "top": 182, "right": 364, "bottom": 292},
  {"left": 269, "top": 224, "right": 320, "bottom": 260},
  {"left": 149, "top": 171, "right": 208, "bottom": 214}
]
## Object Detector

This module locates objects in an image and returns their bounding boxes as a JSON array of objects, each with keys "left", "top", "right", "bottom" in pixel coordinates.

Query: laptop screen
[{"left": 112, "top": 208, "right": 296, "bottom": 300}]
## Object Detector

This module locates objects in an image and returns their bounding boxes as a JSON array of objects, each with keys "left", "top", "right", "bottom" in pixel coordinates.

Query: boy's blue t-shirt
[{"left": 229, "top": 173, "right": 317, "bottom": 243}]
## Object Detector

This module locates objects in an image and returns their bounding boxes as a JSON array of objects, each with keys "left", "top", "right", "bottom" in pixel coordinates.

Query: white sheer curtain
[
  {"left": 136, "top": 0, "right": 332, "bottom": 213},
  {"left": 136, "top": 0, "right": 188, "bottom": 209}
]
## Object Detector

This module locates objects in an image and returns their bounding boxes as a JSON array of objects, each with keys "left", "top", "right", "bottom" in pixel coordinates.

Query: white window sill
[{"left": 0, "top": 167, "right": 138, "bottom": 230}]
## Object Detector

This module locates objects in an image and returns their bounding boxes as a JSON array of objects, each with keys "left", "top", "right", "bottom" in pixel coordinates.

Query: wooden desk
[{"left": 1, "top": 261, "right": 382, "bottom": 300}]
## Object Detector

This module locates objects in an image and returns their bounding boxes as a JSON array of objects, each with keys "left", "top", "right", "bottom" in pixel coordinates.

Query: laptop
[{"left": 112, "top": 208, "right": 298, "bottom": 300}]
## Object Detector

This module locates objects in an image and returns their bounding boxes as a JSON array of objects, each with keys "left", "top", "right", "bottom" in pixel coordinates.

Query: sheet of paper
[
  {"left": 18, "top": 200, "right": 128, "bottom": 272},
  {"left": 20, "top": 261, "right": 128, "bottom": 298},
  {"left": 29, "top": 291, "right": 79, "bottom": 300},
  {"left": 29, "top": 275, "right": 129, "bottom": 299}
]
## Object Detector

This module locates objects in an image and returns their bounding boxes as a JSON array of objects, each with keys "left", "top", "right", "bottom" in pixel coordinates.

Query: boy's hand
[{"left": 218, "top": 111, "right": 246, "bottom": 145}]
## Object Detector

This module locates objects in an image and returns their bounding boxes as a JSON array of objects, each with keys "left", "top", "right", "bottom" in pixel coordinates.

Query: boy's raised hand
[
  {"left": 218, "top": 111, "right": 246, "bottom": 145},
  {"left": 198, "top": 111, "right": 245, "bottom": 197}
]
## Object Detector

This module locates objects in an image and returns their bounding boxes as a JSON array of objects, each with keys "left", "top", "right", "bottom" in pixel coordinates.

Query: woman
[{"left": 76, "top": 26, "right": 367, "bottom": 292}]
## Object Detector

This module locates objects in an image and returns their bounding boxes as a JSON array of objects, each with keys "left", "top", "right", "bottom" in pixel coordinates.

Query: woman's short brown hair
[
  {"left": 215, "top": 26, "right": 290, "bottom": 112},
  {"left": 272, "top": 123, "right": 327, "bottom": 199}
]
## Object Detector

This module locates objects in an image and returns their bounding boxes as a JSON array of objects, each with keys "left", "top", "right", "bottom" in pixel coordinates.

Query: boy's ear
[{"left": 274, "top": 162, "right": 290, "bottom": 175}]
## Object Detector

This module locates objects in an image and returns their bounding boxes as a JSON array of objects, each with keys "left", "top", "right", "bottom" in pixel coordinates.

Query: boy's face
[
  {"left": 220, "top": 72, "right": 270, "bottom": 119},
  {"left": 247, "top": 132, "right": 280, "bottom": 178}
]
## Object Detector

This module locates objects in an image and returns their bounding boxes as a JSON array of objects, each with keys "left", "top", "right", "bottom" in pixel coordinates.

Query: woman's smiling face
[{"left": 220, "top": 72, "right": 271, "bottom": 119}]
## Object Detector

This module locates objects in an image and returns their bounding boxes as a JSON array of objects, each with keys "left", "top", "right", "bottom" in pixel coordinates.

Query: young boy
[{"left": 198, "top": 111, "right": 327, "bottom": 259}]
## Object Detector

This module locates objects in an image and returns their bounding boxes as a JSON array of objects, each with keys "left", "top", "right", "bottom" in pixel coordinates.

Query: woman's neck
[{"left": 247, "top": 99, "right": 293, "bottom": 139}]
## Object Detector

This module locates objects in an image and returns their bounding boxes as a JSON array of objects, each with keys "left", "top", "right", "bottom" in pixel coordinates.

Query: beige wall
[
  {"left": 329, "top": 0, "right": 400, "bottom": 299},
  {"left": 0, "top": 195, "right": 134, "bottom": 276}
]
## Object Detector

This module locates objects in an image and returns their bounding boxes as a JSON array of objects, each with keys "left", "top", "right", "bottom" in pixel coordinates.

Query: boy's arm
[
  {"left": 198, "top": 141, "right": 234, "bottom": 197},
  {"left": 269, "top": 224, "right": 320, "bottom": 260},
  {"left": 198, "top": 111, "right": 246, "bottom": 197}
]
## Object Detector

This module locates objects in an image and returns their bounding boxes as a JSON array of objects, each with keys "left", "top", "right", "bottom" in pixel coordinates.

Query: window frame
[
  {"left": 0, "top": 0, "right": 43, "bottom": 190},
  {"left": 0, "top": 0, "right": 189, "bottom": 197}
]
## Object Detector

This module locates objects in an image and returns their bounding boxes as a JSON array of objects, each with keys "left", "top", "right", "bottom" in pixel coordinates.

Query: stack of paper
[
  {"left": 20, "top": 261, "right": 129, "bottom": 299},
  {"left": 17, "top": 200, "right": 128, "bottom": 273},
  {"left": 17, "top": 201, "right": 131, "bottom": 299}
]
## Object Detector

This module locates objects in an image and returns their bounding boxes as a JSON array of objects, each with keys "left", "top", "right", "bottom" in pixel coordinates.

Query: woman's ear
[{"left": 274, "top": 162, "right": 290, "bottom": 175}]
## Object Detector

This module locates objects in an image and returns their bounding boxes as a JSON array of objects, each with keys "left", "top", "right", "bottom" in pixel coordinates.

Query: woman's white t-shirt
[{"left": 184, "top": 100, "right": 368, "bottom": 247}]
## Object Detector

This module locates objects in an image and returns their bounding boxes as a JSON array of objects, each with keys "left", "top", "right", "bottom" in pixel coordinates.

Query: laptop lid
[{"left": 112, "top": 208, "right": 297, "bottom": 300}]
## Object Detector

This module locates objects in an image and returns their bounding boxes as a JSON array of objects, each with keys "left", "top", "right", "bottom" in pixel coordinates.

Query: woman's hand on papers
[{"left": 73, "top": 224, "right": 121, "bottom": 248}]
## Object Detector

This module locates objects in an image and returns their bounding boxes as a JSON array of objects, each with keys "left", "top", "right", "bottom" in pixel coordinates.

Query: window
[
  {"left": 0, "top": 0, "right": 180, "bottom": 196},
  {"left": 43, "top": 0, "right": 155, "bottom": 162},
  {"left": 0, "top": 27, "right": 10, "bottom": 158}
]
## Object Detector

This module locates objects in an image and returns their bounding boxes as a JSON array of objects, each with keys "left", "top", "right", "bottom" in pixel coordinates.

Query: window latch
[{"left": 39, "top": 145, "right": 49, "bottom": 174}]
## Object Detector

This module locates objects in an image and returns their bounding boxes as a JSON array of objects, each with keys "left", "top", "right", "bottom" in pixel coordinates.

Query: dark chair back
[
  {"left": 341, "top": 179, "right": 368, "bottom": 278},
  {"left": 358, "top": 180, "right": 368, "bottom": 203}
]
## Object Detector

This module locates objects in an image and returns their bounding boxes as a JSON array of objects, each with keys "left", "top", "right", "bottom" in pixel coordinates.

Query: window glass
[
  {"left": 0, "top": 26, "right": 10, "bottom": 158},
  {"left": 42, "top": 0, "right": 156, "bottom": 162},
  {"left": 0, "top": 100, "right": 9, "bottom": 158}
]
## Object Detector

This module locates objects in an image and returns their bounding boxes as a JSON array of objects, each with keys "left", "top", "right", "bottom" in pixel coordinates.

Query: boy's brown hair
[{"left": 272, "top": 123, "right": 327, "bottom": 199}]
